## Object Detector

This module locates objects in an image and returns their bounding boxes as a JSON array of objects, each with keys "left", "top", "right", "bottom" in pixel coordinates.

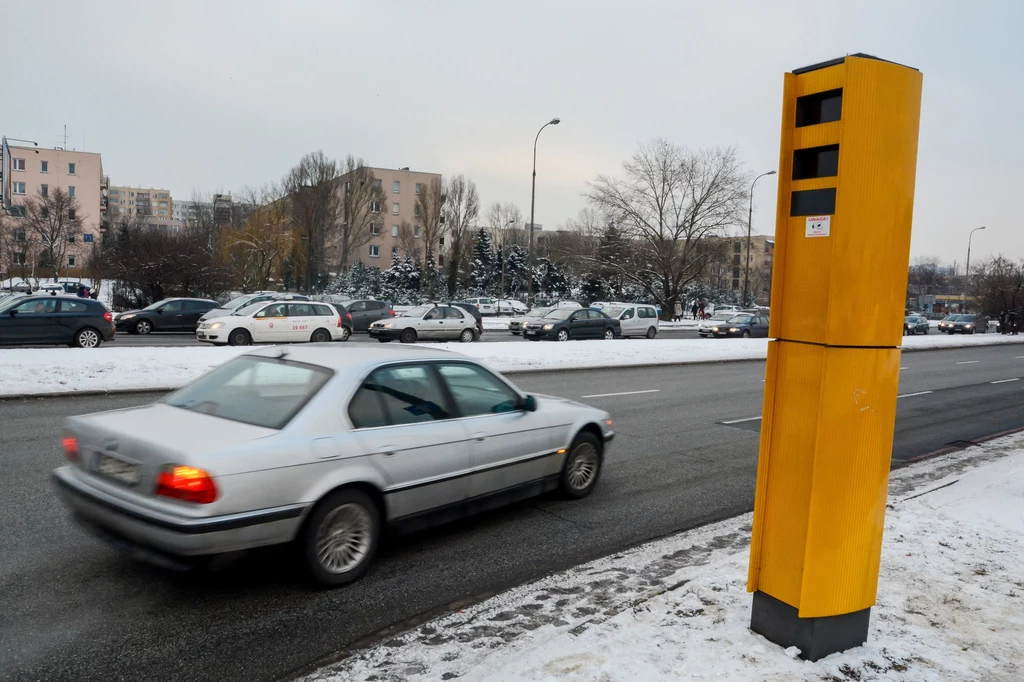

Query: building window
[
  {"left": 68, "top": 186, "right": 76, "bottom": 198},
  {"left": 415, "top": 182, "right": 423, "bottom": 195},
  {"left": 391, "top": 225, "right": 399, "bottom": 237},
  {"left": 369, "top": 245, "right": 380, "bottom": 258},
  {"left": 83, "top": 233, "right": 94, "bottom": 243},
  {"left": 68, "top": 235, "right": 76, "bottom": 243},
  {"left": 130, "top": 191, "right": 135, "bottom": 197},
  {"left": 733, "top": 242, "right": 742, "bottom": 254},
  {"left": 41, "top": 160, "right": 48, "bottom": 173},
  {"left": 732, "top": 278, "right": 740, "bottom": 291},
  {"left": 373, "top": 179, "right": 382, "bottom": 190},
  {"left": 414, "top": 226, "right": 421, "bottom": 238},
  {"left": 370, "top": 223, "right": 381, "bottom": 235},
  {"left": 14, "top": 230, "right": 26, "bottom": 242},
  {"left": 439, "top": 235, "right": 445, "bottom": 246},
  {"left": 12, "top": 181, "right": 26, "bottom": 194},
  {"left": 13, "top": 158, "right": 26, "bottom": 171},
  {"left": 41, "top": 206, "right": 49, "bottom": 219},
  {"left": 392, "top": 203, "right": 399, "bottom": 215},
  {"left": 15, "top": 252, "right": 27, "bottom": 265},
  {"left": 68, "top": 209, "right": 77, "bottom": 220},
  {"left": 68, "top": 162, "right": 76, "bottom": 175},
  {"left": 370, "top": 200, "right": 381, "bottom": 213},
  {"left": 41, "top": 184, "right": 48, "bottom": 197},
  {"left": 68, "top": 256, "right": 76, "bottom": 267},
  {"left": 393, "top": 181, "right": 400, "bottom": 194},
  {"left": 439, "top": 253, "right": 445, "bottom": 266},
  {"left": 414, "top": 204, "right": 421, "bottom": 217},
  {"left": 391, "top": 246, "right": 398, "bottom": 257}
]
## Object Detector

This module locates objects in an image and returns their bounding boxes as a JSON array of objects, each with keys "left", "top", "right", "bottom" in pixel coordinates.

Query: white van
[{"left": 601, "top": 304, "right": 660, "bottom": 338}]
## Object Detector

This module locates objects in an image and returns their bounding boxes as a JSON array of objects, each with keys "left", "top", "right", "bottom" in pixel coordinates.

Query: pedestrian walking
[
  {"left": 698, "top": 300, "right": 706, "bottom": 319},
  {"left": 1010, "top": 309, "right": 1019, "bottom": 336},
  {"left": 999, "top": 309, "right": 1008, "bottom": 334},
  {"left": 674, "top": 301, "right": 683, "bottom": 322},
  {"left": 691, "top": 301, "right": 699, "bottom": 320},
  {"left": 77, "top": 284, "right": 89, "bottom": 298}
]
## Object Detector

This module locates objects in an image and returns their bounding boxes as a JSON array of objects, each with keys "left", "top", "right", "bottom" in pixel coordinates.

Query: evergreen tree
[
  {"left": 470, "top": 228, "right": 498, "bottom": 294},
  {"left": 503, "top": 245, "right": 529, "bottom": 297}
]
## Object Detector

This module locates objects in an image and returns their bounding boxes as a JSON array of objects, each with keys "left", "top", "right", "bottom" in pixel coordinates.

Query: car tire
[
  {"left": 400, "top": 328, "right": 417, "bottom": 344},
  {"left": 301, "top": 488, "right": 381, "bottom": 587},
  {"left": 646, "top": 327, "right": 657, "bottom": 339},
  {"left": 134, "top": 319, "right": 152, "bottom": 335},
  {"left": 74, "top": 327, "right": 102, "bottom": 348},
  {"left": 559, "top": 431, "right": 603, "bottom": 500},
  {"left": 459, "top": 328, "right": 475, "bottom": 343},
  {"left": 511, "top": 331, "right": 520, "bottom": 336},
  {"left": 603, "top": 328, "right": 615, "bottom": 340},
  {"left": 310, "top": 328, "right": 332, "bottom": 343},
  {"left": 741, "top": 330, "right": 751, "bottom": 338},
  {"left": 556, "top": 328, "right": 570, "bottom": 342},
  {"left": 228, "top": 329, "right": 252, "bottom": 346},
  {"left": 339, "top": 326, "right": 352, "bottom": 342}
]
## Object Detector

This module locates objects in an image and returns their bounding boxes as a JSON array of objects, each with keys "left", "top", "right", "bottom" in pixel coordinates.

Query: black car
[
  {"left": 524, "top": 308, "right": 620, "bottom": 341},
  {"left": 903, "top": 315, "right": 930, "bottom": 335},
  {"left": 710, "top": 313, "right": 769, "bottom": 338},
  {"left": 948, "top": 314, "right": 988, "bottom": 334},
  {"left": 448, "top": 301, "right": 484, "bottom": 339},
  {"left": 0, "top": 295, "right": 115, "bottom": 348},
  {"left": 341, "top": 299, "right": 395, "bottom": 331},
  {"left": 115, "top": 298, "right": 218, "bottom": 334}
]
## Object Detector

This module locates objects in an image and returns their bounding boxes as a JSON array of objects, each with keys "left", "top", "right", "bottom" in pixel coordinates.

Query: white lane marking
[
  {"left": 899, "top": 366, "right": 908, "bottom": 370},
  {"left": 897, "top": 391, "right": 933, "bottom": 398},
  {"left": 1016, "top": 356, "right": 1024, "bottom": 359},
  {"left": 991, "top": 378, "right": 1020, "bottom": 384},
  {"left": 721, "top": 415, "right": 762, "bottom": 425},
  {"left": 581, "top": 389, "right": 661, "bottom": 398},
  {"left": 956, "top": 360, "right": 980, "bottom": 365}
]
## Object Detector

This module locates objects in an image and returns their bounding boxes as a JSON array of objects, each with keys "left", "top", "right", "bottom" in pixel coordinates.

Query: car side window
[
  {"left": 288, "top": 303, "right": 313, "bottom": 317},
  {"left": 348, "top": 301, "right": 366, "bottom": 313},
  {"left": 59, "top": 300, "right": 89, "bottom": 313},
  {"left": 621, "top": 308, "right": 635, "bottom": 319},
  {"left": 185, "top": 300, "right": 212, "bottom": 311},
  {"left": 256, "top": 303, "right": 287, "bottom": 318},
  {"left": 162, "top": 300, "right": 183, "bottom": 313},
  {"left": 370, "top": 301, "right": 385, "bottom": 311},
  {"left": 16, "top": 299, "right": 58, "bottom": 314},
  {"left": 443, "top": 306, "right": 464, "bottom": 319},
  {"left": 348, "top": 382, "right": 389, "bottom": 429},
  {"left": 312, "top": 304, "right": 333, "bottom": 316},
  {"left": 438, "top": 363, "right": 521, "bottom": 417},
  {"left": 423, "top": 307, "right": 442, "bottom": 320},
  {"left": 371, "top": 365, "right": 451, "bottom": 425}
]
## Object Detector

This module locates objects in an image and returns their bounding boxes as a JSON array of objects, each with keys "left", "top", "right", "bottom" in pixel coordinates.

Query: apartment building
[
  {"left": 2, "top": 144, "right": 105, "bottom": 277},
  {"left": 107, "top": 185, "right": 173, "bottom": 220},
  {"left": 706, "top": 235, "right": 775, "bottom": 303},
  {"left": 329, "top": 167, "right": 442, "bottom": 269}
]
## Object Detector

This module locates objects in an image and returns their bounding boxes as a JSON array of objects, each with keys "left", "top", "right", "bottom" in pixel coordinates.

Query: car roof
[{"left": 243, "top": 344, "right": 468, "bottom": 374}]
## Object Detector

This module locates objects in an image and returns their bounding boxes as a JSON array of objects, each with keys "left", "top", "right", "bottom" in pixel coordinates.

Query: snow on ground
[
  {"left": 303, "top": 436, "right": 1024, "bottom": 682},
  {"left": 1, "top": 333, "right": 1022, "bottom": 397}
]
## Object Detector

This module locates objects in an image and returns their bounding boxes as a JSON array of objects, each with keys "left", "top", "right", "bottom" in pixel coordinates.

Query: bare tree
[
  {"left": 442, "top": 175, "right": 480, "bottom": 297},
  {"left": 283, "top": 151, "right": 342, "bottom": 292},
  {"left": 414, "top": 177, "right": 445, "bottom": 272},
  {"left": 585, "top": 140, "right": 748, "bottom": 314},
  {"left": 20, "top": 187, "right": 84, "bottom": 279},
  {"left": 396, "top": 219, "right": 420, "bottom": 262},
  {"left": 486, "top": 202, "right": 524, "bottom": 299},
  {"left": 333, "top": 155, "right": 385, "bottom": 274},
  {"left": 974, "top": 255, "right": 1024, "bottom": 319},
  {"left": 220, "top": 185, "right": 295, "bottom": 291}
]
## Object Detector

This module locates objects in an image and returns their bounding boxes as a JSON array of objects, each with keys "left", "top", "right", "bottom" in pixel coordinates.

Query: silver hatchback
[{"left": 52, "top": 346, "right": 614, "bottom": 585}]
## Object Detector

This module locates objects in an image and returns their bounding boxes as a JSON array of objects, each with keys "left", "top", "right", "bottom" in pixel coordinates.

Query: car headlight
[
  {"left": 729, "top": 328, "right": 739, "bottom": 332},
  {"left": 542, "top": 324, "right": 554, "bottom": 330},
  {"left": 382, "top": 322, "right": 395, "bottom": 329},
  {"left": 964, "top": 324, "right": 972, "bottom": 328},
  {"left": 712, "top": 326, "right": 719, "bottom": 332},
  {"left": 120, "top": 314, "right": 135, "bottom": 320},
  {"left": 209, "top": 321, "right": 224, "bottom": 330}
]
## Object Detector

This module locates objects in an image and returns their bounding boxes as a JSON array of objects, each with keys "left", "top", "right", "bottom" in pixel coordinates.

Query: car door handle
[
  {"left": 472, "top": 432, "right": 487, "bottom": 442},
  {"left": 377, "top": 445, "right": 397, "bottom": 456}
]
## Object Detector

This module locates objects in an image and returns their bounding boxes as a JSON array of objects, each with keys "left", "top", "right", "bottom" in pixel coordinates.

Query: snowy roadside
[
  {"left": 1, "top": 334, "right": 1022, "bottom": 397},
  {"left": 302, "top": 436, "right": 1024, "bottom": 682}
]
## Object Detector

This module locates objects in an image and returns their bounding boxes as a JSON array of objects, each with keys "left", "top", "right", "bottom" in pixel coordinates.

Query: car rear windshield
[
  {"left": 543, "top": 308, "right": 574, "bottom": 320},
  {"left": 960, "top": 315, "right": 977, "bottom": 322},
  {"left": 164, "top": 356, "right": 333, "bottom": 429},
  {"left": 604, "top": 307, "right": 626, "bottom": 317},
  {"left": 727, "top": 314, "right": 754, "bottom": 323},
  {"left": 708, "top": 313, "right": 733, "bottom": 321}
]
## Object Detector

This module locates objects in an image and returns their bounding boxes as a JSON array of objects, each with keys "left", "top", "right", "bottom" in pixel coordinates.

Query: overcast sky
[{"left": 6, "top": 0, "right": 1021, "bottom": 264}]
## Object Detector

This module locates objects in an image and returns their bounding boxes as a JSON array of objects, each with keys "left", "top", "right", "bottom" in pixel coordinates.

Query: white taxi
[{"left": 197, "top": 300, "right": 347, "bottom": 346}]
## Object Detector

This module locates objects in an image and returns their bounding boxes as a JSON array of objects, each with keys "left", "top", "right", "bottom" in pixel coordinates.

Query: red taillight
[
  {"left": 388, "top": 309, "right": 395, "bottom": 317},
  {"left": 62, "top": 436, "right": 79, "bottom": 462},
  {"left": 345, "top": 312, "right": 352, "bottom": 322},
  {"left": 337, "top": 316, "right": 343, "bottom": 328},
  {"left": 155, "top": 465, "right": 218, "bottom": 504},
  {"left": 103, "top": 311, "right": 113, "bottom": 323}
]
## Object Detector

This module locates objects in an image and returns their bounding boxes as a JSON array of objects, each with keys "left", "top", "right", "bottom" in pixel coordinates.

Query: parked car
[
  {"left": 524, "top": 308, "right": 621, "bottom": 341},
  {"left": 534, "top": 299, "right": 582, "bottom": 310},
  {"left": 462, "top": 297, "right": 497, "bottom": 316},
  {"left": 52, "top": 345, "right": 614, "bottom": 584},
  {"left": 710, "top": 313, "right": 769, "bottom": 338},
  {"left": 601, "top": 304, "right": 660, "bottom": 338},
  {"left": 199, "top": 292, "right": 309, "bottom": 322},
  {"left": 711, "top": 304, "right": 741, "bottom": 315},
  {"left": 369, "top": 304, "right": 478, "bottom": 344},
  {"left": 697, "top": 312, "right": 738, "bottom": 338},
  {"left": 947, "top": 314, "right": 987, "bottom": 334},
  {"left": 343, "top": 299, "right": 396, "bottom": 331},
  {"left": 903, "top": 315, "right": 930, "bottom": 335},
  {"left": 508, "top": 307, "right": 552, "bottom": 335},
  {"left": 197, "top": 300, "right": 348, "bottom": 345},
  {"left": 115, "top": 298, "right": 219, "bottom": 334},
  {"left": 936, "top": 314, "right": 962, "bottom": 333},
  {"left": 495, "top": 299, "right": 529, "bottom": 316},
  {"left": 446, "top": 301, "right": 483, "bottom": 339},
  {"left": 0, "top": 294, "right": 114, "bottom": 348}
]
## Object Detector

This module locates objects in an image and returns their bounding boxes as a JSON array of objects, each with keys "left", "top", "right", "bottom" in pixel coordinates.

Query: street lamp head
[
  {"left": 766, "top": 170, "right": 777, "bottom": 175},
  {"left": 550, "top": 118, "right": 561, "bottom": 125},
  {"left": 978, "top": 225, "right": 986, "bottom": 230}
]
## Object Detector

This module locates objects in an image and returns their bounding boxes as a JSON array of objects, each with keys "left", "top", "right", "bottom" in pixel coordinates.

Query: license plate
[
  {"left": 96, "top": 454, "right": 141, "bottom": 485},
  {"left": 525, "top": 330, "right": 536, "bottom": 335}
]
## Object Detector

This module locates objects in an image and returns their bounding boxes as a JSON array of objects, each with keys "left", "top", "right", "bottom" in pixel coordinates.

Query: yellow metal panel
[{"left": 791, "top": 120, "right": 841, "bottom": 150}]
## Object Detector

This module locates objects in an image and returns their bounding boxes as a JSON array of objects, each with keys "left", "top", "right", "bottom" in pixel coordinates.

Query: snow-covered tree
[{"left": 470, "top": 228, "right": 498, "bottom": 294}]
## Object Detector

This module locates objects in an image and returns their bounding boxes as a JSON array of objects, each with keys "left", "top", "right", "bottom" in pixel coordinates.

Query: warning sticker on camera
[{"left": 805, "top": 215, "right": 831, "bottom": 238}]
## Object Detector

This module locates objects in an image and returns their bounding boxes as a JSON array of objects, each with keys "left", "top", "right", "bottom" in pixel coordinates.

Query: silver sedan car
[{"left": 52, "top": 346, "right": 614, "bottom": 585}]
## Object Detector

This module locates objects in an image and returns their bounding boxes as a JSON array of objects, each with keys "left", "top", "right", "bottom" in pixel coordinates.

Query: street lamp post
[
  {"left": 499, "top": 218, "right": 515, "bottom": 306},
  {"left": 743, "top": 170, "right": 777, "bottom": 308},
  {"left": 527, "top": 117, "right": 560, "bottom": 305},
  {"left": 962, "top": 225, "right": 986, "bottom": 312}
]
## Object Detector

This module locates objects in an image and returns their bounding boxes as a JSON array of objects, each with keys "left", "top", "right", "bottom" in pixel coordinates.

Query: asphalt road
[
  {"left": 85, "top": 327, "right": 701, "bottom": 347},
  {"left": 1, "top": 344, "right": 1022, "bottom": 682}
]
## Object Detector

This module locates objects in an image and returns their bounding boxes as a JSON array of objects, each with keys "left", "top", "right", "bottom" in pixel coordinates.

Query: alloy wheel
[
  {"left": 566, "top": 442, "right": 599, "bottom": 491},
  {"left": 76, "top": 329, "right": 100, "bottom": 348},
  {"left": 315, "top": 503, "right": 373, "bottom": 574}
]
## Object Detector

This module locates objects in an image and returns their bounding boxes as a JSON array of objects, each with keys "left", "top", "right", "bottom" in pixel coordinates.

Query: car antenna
[{"left": 271, "top": 348, "right": 289, "bottom": 359}]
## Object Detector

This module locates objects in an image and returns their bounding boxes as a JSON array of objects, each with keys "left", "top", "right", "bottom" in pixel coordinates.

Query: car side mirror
[
  {"left": 521, "top": 395, "right": 537, "bottom": 412},
  {"left": 9, "top": 309, "right": 17, "bottom": 317},
  {"left": 155, "top": 308, "right": 164, "bottom": 314}
]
